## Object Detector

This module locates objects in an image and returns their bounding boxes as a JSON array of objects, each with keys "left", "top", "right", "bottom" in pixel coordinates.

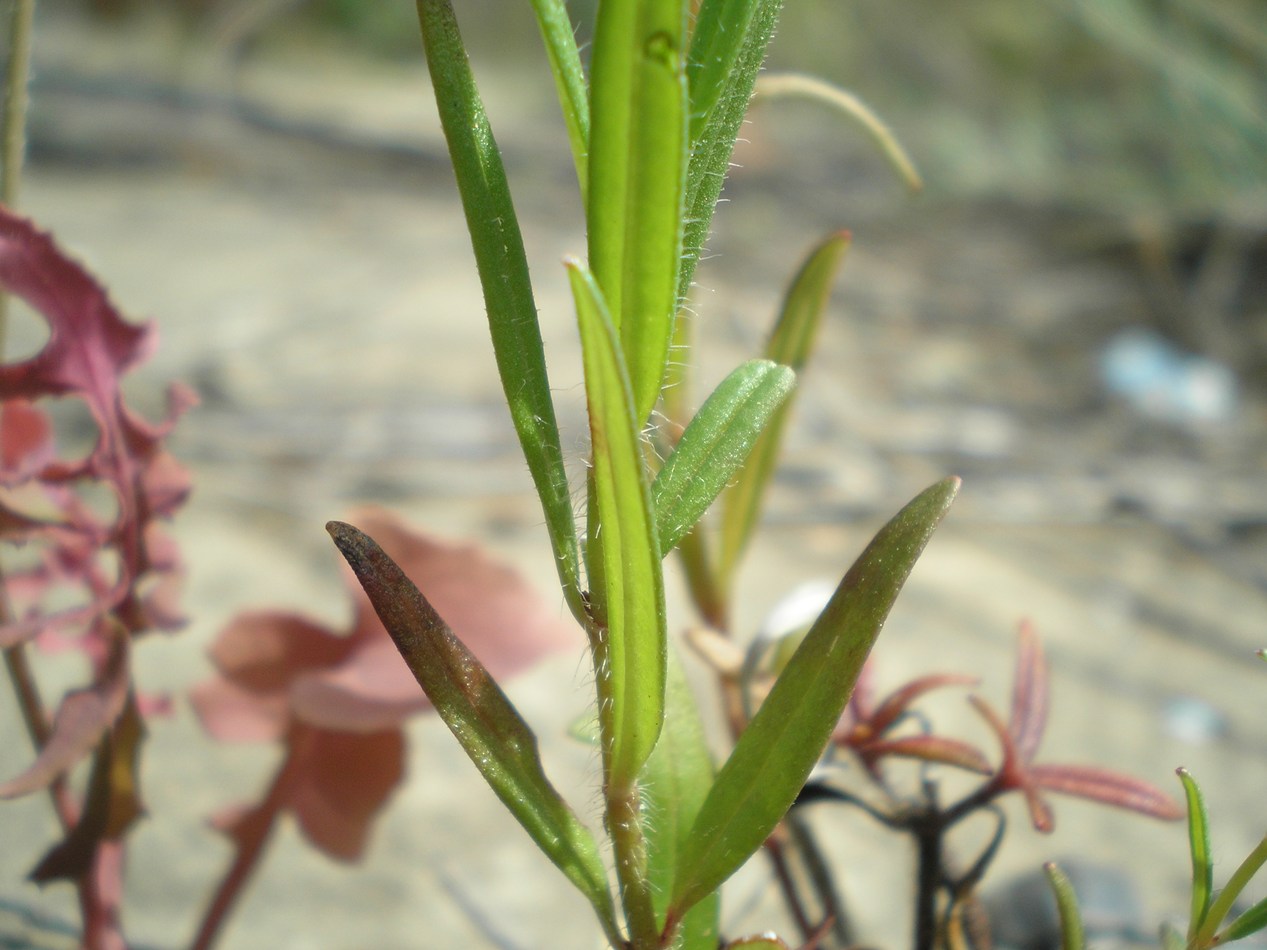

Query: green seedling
[{"left": 326, "top": 1, "right": 960, "bottom": 947}]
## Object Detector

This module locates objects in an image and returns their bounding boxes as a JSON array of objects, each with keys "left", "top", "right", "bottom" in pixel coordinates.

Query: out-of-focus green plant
[
  {"left": 1164, "top": 766, "right": 1267, "bottom": 950},
  {"left": 1047, "top": 767, "right": 1267, "bottom": 950},
  {"left": 773, "top": 0, "right": 1265, "bottom": 216}
]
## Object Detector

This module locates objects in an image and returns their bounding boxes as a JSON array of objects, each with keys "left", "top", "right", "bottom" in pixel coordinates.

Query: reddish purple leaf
[
  {"left": 1028, "top": 764, "right": 1184, "bottom": 820},
  {"left": 864, "top": 673, "right": 980, "bottom": 737},
  {"left": 861, "top": 735, "right": 992, "bottom": 774},
  {"left": 289, "top": 637, "right": 429, "bottom": 732},
  {"left": 0, "top": 207, "right": 193, "bottom": 651},
  {"left": 1009, "top": 620, "right": 1048, "bottom": 762},
  {"left": 968, "top": 628, "right": 1181, "bottom": 832}
]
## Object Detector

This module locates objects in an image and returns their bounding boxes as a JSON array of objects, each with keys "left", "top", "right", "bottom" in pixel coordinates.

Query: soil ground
[{"left": 2, "top": 9, "right": 1267, "bottom": 949}]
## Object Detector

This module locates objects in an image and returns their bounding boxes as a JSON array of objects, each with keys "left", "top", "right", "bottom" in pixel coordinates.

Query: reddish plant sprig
[
  {"left": 946, "top": 621, "right": 1184, "bottom": 831},
  {"left": 0, "top": 207, "right": 194, "bottom": 948},
  {"left": 834, "top": 668, "right": 989, "bottom": 779},
  {"left": 806, "top": 621, "right": 1183, "bottom": 950}
]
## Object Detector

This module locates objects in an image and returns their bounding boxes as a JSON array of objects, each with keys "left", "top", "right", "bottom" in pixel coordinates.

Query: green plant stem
[
  {"left": 1, "top": 0, "right": 33, "bottom": 205},
  {"left": 1195, "top": 835, "right": 1267, "bottom": 949},
  {"left": 189, "top": 730, "right": 311, "bottom": 950},
  {"left": 608, "top": 781, "right": 658, "bottom": 948},
  {"left": 0, "top": 0, "right": 36, "bottom": 340},
  {"left": 0, "top": 0, "right": 42, "bottom": 777}
]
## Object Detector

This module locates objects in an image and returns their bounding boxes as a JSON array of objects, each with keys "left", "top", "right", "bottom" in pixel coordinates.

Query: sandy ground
[{"left": 2, "top": 9, "right": 1267, "bottom": 950}]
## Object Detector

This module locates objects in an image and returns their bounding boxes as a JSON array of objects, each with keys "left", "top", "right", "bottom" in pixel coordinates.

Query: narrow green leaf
[
  {"left": 643, "top": 646, "right": 719, "bottom": 948},
  {"left": 1179, "top": 767, "right": 1214, "bottom": 941},
  {"left": 414, "top": 0, "right": 582, "bottom": 619},
  {"left": 587, "top": 0, "right": 688, "bottom": 423},
  {"left": 668, "top": 477, "right": 960, "bottom": 917},
  {"left": 679, "top": 0, "right": 782, "bottom": 301},
  {"left": 1043, "top": 863, "right": 1087, "bottom": 950},
  {"left": 1223, "top": 897, "right": 1267, "bottom": 943},
  {"left": 326, "top": 521, "right": 618, "bottom": 941},
  {"left": 1160, "top": 923, "right": 1186, "bottom": 950},
  {"left": 652, "top": 359, "right": 795, "bottom": 557},
  {"left": 527, "top": 0, "right": 590, "bottom": 196},
  {"left": 719, "top": 232, "right": 850, "bottom": 584},
  {"left": 686, "top": 0, "right": 760, "bottom": 144},
  {"left": 567, "top": 260, "right": 666, "bottom": 788}
]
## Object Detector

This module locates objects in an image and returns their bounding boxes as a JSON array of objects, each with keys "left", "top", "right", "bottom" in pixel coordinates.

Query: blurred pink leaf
[
  {"left": 0, "top": 630, "right": 129, "bottom": 799},
  {"left": 286, "top": 728, "right": 406, "bottom": 861},
  {"left": 212, "top": 726, "right": 406, "bottom": 863},
  {"left": 191, "top": 612, "right": 349, "bottom": 744}
]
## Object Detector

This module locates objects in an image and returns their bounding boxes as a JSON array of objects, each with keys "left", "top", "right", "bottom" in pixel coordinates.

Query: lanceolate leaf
[
  {"left": 719, "top": 233, "right": 850, "bottom": 584},
  {"left": 527, "top": 0, "right": 590, "bottom": 196},
  {"left": 587, "top": 0, "right": 688, "bottom": 423},
  {"left": 652, "top": 359, "right": 794, "bottom": 557},
  {"left": 679, "top": 0, "right": 782, "bottom": 301},
  {"left": 415, "top": 0, "right": 582, "bottom": 617},
  {"left": 567, "top": 261, "right": 666, "bottom": 789},
  {"left": 668, "top": 478, "right": 960, "bottom": 917},
  {"left": 326, "top": 521, "right": 618, "bottom": 940},
  {"left": 1224, "top": 897, "right": 1267, "bottom": 943},
  {"left": 1179, "top": 767, "right": 1213, "bottom": 940},
  {"left": 642, "top": 647, "right": 718, "bottom": 948}
]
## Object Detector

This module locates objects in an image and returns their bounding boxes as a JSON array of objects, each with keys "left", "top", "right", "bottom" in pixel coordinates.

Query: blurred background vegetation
[{"left": 70, "top": 0, "right": 1266, "bottom": 220}]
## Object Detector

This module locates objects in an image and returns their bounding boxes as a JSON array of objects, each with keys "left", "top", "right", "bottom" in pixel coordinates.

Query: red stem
[{"left": 188, "top": 728, "right": 312, "bottom": 950}]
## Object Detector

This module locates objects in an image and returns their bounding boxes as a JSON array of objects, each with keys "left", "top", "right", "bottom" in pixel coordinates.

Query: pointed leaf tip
[
  {"left": 669, "top": 477, "right": 959, "bottom": 916},
  {"left": 326, "top": 519, "right": 616, "bottom": 932}
]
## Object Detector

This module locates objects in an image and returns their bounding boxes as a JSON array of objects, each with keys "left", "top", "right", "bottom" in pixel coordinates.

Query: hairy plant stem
[
  {"left": 189, "top": 728, "right": 312, "bottom": 950},
  {"left": 0, "top": 0, "right": 35, "bottom": 339},
  {"left": 608, "top": 781, "right": 658, "bottom": 948}
]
